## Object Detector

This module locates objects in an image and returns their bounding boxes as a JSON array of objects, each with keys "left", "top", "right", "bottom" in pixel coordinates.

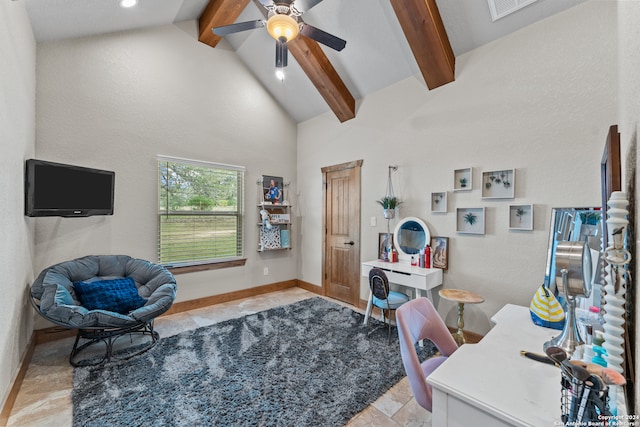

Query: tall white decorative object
[{"left": 602, "top": 191, "right": 631, "bottom": 374}]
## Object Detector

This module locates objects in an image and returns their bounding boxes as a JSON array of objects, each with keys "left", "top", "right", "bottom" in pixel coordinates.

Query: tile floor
[{"left": 7, "top": 287, "right": 432, "bottom": 426}]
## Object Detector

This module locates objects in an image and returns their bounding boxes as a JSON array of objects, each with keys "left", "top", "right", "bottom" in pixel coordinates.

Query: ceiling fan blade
[
  {"left": 293, "top": 0, "right": 324, "bottom": 12},
  {"left": 299, "top": 23, "right": 346, "bottom": 51},
  {"left": 256, "top": 0, "right": 275, "bottom": 7},
  {"left": 251, "top": 0, "right": 270, "bottom": 19},
  {"left": 276, "top": 39, "right": 288, "bottom": 68},
  {"left": 212, "top": 20, "right": 265, "bottom": 37}
]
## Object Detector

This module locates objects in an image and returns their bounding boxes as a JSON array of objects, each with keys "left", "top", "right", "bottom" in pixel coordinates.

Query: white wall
[
  {"left": 34, "top": 21, "right": 298, "bottom": 309},
  {"left": 0, "top": 0, "right": 36, "bottom": 409},
  {"left": 297, "top": 0, "right": 617, "bottom": 333},
  {"left": 617, "top": 0, "right": 640, "bottom": 411}
]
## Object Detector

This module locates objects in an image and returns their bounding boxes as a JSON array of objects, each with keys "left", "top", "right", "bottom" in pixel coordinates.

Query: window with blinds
[{"left": 158, "top": 156, "right": 244, "bottom": 267}]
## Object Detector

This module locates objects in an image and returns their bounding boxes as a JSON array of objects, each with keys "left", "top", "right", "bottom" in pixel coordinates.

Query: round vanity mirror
[{"left": 393, "top": 217, "right": 431, "bottom": 260}]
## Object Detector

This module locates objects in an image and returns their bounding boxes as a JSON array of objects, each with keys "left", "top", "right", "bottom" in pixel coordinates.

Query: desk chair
[
  {"left": 396, "top": 297, "right": 458, "bottom": 412},
  {"left": 368, "top": 268, "right": 410, "bottom": 343}
]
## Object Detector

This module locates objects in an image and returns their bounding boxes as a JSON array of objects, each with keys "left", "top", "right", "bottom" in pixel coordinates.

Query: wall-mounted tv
[{"left": 25, "top": 159, "right": 115, "bottom": 217}]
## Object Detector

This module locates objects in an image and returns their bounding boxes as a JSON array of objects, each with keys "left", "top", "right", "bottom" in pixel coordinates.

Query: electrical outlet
[
  {"left": 264, "top": 267, "right": 269, "bottom": 276},
  {"left": 370, "top": 216, "right": 377, "bottom": 227}
]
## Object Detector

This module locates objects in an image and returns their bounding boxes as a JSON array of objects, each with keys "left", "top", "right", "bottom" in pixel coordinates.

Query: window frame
[{"left": 157, "top": 155, "right": 246, "bottom": 272}]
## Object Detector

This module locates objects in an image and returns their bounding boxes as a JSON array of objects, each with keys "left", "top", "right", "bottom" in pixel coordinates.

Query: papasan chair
[{"left": 30, "top": 255, "right": 177, "bottom": 366}]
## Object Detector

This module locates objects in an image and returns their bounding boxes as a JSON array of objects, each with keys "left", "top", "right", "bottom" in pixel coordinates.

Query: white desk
[
  {"left": 361, "top": 259, "right": 443, "bottom": 325},
  {"left": 427, "top": 304, "right": 562, "bottom": 426}
]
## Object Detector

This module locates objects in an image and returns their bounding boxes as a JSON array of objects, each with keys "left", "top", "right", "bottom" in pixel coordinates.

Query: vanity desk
[
  {"left": 427, "top": 304, "right": 628, "bottom": 426},
  {"left": 361, "top": 259, "right": 442, "bottom": 325},
  {"left": 363, "top": 216, "right": 442, "bottom": 325},
  {"left": 427, "top": 304, "right": 562, "bottom": 426}
]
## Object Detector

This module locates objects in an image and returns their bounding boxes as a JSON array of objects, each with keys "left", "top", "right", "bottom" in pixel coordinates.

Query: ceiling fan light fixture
[
  {"left": 119, "top": 0, "right": 137, "bottom": 8},
  {"left": 266, "top": 14, "right": 299, "bottom": 42}
]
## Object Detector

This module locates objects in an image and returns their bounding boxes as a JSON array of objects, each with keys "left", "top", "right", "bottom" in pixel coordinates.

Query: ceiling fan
[{"left": 212, "top": 0, "right": 346, "bottom": 71}]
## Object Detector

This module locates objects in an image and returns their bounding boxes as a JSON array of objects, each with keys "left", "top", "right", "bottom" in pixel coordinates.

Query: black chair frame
[
  {"left": 368, "top": 268, "right": 397, "bottom": 343},
  {"left": 30, "top": 296, "right": 159, "bottom": 367}
]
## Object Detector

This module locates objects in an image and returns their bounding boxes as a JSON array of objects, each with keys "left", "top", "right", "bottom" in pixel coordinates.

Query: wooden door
[{"left": 322, "top": 160, "right": 362, "bottom": 306}]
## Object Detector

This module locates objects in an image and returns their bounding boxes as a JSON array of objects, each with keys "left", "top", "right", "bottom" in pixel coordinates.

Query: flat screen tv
[{"left": 25, "top": 159, "right": 115, "bottom": 217}]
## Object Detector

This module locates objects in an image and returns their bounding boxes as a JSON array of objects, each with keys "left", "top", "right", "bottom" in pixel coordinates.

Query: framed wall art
[
  {"left": 431, "top": 192, "right": 447, "bottom": 213},
  {"left": 456, "top": 207, "right": 485, "bottom": 235},
  {"left": 430, "top": 236, "right": 449, "bottom": 270},
  {"left": 481, "top": 169, "right": 515, "bottom": 199},
  {"left": 509, "top": 204, "right": 533, "bottom": 231},
  {"left": 261, "top": 175, "right": 284, "bottom": 204},
  {"left": 453, "top": 167, "right": 472, "bottom": 191},
  {"left": 378, "top": 232, "right": 394, "bottom": 260}
]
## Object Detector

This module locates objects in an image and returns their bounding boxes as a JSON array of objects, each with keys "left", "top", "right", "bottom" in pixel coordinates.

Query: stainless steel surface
[
  {"left": 554, "top": 240, "right": 592, "bottom": 298},
  {"left": 544, "top": 207, "right": 601, "bottom": 293}
]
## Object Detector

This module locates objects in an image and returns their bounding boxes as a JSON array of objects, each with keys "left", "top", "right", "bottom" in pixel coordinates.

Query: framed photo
[
  {"left": 456, "top": 207, "right": 485, "bottom": 235},
  {"left": 431, "top": 236, "right": 449, "bottom": 270},
  {"left": 261, "top": 175, "right": 284, "bottom": 204},
  {"left": 378, "top": 233, "right": 394, "bottom": 260},
  {"left": 509, "top": 204, "right": 533, "bottom": 231},
  {"left": 481, "top": 169, "right": 515, "bottom": 199},
  {"left": 453, "top": 167, "right": 472, "bottom": 191},
  {"left": 430, "top": 192, "right": 447, "bottom": 213}
]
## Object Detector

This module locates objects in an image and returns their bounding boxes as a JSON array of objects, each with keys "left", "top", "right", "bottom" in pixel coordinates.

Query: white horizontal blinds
[{"left": 158, "top": 156, "right": 245, "bottom": 266}]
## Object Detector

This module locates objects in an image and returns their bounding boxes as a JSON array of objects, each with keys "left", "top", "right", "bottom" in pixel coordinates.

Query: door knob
[{"left": 344, "top": 241, "right": 355, "bottom": 246}]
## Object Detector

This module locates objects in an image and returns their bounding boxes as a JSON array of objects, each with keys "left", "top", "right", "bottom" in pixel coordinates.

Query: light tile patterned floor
[{"left": 8, "top": 288, "right": 432, "bottom": 426}]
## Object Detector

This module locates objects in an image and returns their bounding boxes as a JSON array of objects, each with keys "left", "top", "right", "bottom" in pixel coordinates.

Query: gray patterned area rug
[{"left": 72, "top": 297, "right": 437, "bottom": 427}]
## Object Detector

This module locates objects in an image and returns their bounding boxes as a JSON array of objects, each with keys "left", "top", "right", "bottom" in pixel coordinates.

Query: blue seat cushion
[
  {"left": 74, "top": 277, "right": 147, "bottom": 314},
  {"left": 373, "top": 291, "right": 410, "bottom": 310}
]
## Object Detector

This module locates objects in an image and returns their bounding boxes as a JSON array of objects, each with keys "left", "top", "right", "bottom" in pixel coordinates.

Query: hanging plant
[{"left": 376, "top": 196, "right": 401, "bottom": 210}]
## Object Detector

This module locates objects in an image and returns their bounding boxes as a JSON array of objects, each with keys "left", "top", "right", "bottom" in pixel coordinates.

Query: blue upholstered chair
[
  {"left": 368, "top": 267, "right": 410, "bottom": 343},
  {"left": 30, "top": 255, "right": 177, "bottom": 366}
]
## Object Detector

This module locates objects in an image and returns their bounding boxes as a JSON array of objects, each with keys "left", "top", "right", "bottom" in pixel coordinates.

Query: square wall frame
[
  {"left": 481, "top": 169, "right": 515, "bottom": 199},
  {"left": 456, "top": 207, "right": 485, "bottom": 235},
  {"left": 454, "top": 168, "right": 472, "bottom": 191},
  {"left": 509, "top": 204, "right": 533, "bottom": 231},
  {"left": 431, "top": 192, "right": 447, "bottom": 213}
]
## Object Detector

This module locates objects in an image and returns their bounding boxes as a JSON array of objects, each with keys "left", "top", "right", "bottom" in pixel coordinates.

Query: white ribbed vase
[{"left": 602, "top": 191, "right": 629, "bottom": 374}]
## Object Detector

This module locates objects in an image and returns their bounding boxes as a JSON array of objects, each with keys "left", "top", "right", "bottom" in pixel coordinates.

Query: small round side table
[{"left": 439, "top": 289, "right": 484, "bottom": 345}]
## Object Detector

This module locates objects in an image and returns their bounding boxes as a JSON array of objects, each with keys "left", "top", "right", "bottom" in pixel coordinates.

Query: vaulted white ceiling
[{"left": 23, "top": 0, "right": 586, "bottom": 122}]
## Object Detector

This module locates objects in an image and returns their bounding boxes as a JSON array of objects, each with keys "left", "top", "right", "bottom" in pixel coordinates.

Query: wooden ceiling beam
[
  {"left": 198, "top": 0, "right": 250, "bottom": 48},
  {"left": 198, "top": 0, "right": 355, "bottom": 122},
  {"left": 390, "top": 0, "right": 455, "bottom": 89},
  {"left": 288, "top": 35, "right": 356, "bottom": 123}
]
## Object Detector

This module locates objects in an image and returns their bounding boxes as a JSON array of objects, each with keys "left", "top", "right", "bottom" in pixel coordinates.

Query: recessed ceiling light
[{"left": 120, "top": 0, "right": 137, "bottom": 8}]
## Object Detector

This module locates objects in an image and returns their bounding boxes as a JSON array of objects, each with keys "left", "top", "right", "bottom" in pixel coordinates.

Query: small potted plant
[
  {"left": 377, "top": 196, "right": 401, "bottom": 219},
  {"left": 459, "top": 177, "right": 468, "bottom": 188}
]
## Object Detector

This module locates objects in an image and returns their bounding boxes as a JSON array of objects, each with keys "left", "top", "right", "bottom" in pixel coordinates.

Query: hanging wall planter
[
  {"left": 377, "top": 196, "right": 401, "bottom": 219},
  {"left": 378, "top": 166, "right": 400, "bottom": 222}
]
